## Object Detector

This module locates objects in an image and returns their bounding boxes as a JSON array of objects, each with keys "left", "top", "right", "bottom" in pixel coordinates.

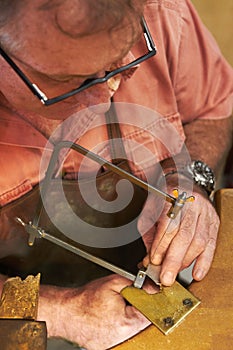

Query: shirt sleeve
[{"left": 174, "top": 0, "right": 233, "bottom": 123}]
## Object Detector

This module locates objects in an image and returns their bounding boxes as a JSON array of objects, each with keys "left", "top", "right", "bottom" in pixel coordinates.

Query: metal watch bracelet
[{"left": 163, "top": 160, "right": 216, "bottom": 197}]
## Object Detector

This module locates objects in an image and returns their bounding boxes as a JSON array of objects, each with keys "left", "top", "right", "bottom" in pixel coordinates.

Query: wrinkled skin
[
  {"left": 138, "top": 174, "right": 219, "bottom": 286},
  {"left": 38, "top": 274, "right": 152, "bottom": 350}
]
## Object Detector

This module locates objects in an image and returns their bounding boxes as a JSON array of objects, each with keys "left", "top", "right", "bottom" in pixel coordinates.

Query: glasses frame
[{"left": 0, "top": 17, "right": 156, "bottom": 106}]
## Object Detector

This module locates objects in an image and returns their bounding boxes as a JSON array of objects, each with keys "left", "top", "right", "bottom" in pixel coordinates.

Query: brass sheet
[{"left": 121, "top": 281, "right": 200, "bottom": 335}]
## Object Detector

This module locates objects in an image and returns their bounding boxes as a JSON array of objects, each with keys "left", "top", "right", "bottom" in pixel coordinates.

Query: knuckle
[
  {"left": 177, "top": 228, "right": 193, "bottom": 246},
  {"left": 164, "top": 252, "right": 182, "bottom": 268},
  {"left": 213, "top": 215, "right": 220, "bottom": 228},
  {"left": 207, "top": 236, "right": 217, "bottom": 250},
  {"left": 194, "top": 236, "right": 207, "bottom": 249}
]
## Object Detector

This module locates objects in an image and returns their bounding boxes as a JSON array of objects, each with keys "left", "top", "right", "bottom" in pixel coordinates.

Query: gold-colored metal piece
[
  {"left": 121, "top": 281, "right": 200, "bottom": 335},
  {"left": 0, "top": 274, "right": 47, "bottom": 350},
  {"left": 172, "top": 189, "right": 195, "bottom": 202},
  {"left": 0, "top": 274, "right": 40, "bottom": 320}
]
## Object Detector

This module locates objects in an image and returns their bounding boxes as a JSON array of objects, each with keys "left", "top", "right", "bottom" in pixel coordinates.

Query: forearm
[
  {"left": 37, "top": 284, "right": 85, "bottom": 345},
  {"left": 37, "top": 275, "right": 148, "bottom": 350},
  {"left": 183, "top": 116, "right": 232, "bottom": 176},
  {"left": 161, "top": 116, "right": 233, "bottom": 180},
  {"left": 37, "top": 284, "right": 64, "bottom": 338}
]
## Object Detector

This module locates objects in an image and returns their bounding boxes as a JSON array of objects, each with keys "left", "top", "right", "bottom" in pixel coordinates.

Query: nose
[{"left": 80, "top": 80, "right": 112, "bottom": 113}]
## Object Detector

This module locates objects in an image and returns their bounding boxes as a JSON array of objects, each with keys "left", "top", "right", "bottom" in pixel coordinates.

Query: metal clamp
[{"left": 167, "top": 189, "right": 195, "bottom": 219}]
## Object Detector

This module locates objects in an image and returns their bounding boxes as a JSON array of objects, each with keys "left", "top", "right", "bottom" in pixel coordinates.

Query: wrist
[
  {"left": 38, "top": 284, "right": 67, "bottom": 338},
  {"left": 160, "top": 170, "right": 193, "bottom": 193},
  {"left": 161, "top": 160, "right": 216, "bottom": 197},
  {"left": 164, "top": 171, "right": 209, "bottom": 197},
  {"left": 38, "top": 284, "right": 86, "bottom": 347}
]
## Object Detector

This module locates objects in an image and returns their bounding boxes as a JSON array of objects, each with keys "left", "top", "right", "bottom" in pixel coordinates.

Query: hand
[
  {"left": 38, "top": 274, "right": 151, "bottom": 350},
  {"left": 137, "top": 174, "right": 220, "bottom": 286}
]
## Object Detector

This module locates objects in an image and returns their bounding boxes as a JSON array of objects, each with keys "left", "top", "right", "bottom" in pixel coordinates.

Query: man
[{"left": 0, "top": 0, "right": 232, "bottom": 349}]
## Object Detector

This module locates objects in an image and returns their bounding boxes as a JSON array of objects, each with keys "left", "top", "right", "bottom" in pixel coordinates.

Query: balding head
[{"left": 0, "top": 0, "right": 146, "bottom": 50}]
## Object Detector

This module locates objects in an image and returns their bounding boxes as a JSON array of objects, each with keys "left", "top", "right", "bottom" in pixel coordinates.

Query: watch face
[{"left": 190, "top": 160, "right": 215, "bottom": 193}]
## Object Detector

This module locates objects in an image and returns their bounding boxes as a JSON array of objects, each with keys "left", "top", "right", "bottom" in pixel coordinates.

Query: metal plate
[{"left": 121, "top": 281, "right": 200, "bottom": 335}]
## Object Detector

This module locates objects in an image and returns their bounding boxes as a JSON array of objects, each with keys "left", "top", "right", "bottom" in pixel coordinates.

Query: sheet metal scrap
[
  {"left": 0, "top": 274, "right": 47, "bottom": 350},
  {"left": 121, "top": 281, "right": 200, "bottom": 335}
]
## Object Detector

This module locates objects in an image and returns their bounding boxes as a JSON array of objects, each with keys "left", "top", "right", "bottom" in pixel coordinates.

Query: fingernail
[
  {"left": 194, "top": 269, "right": 204, "bottom": 280},
  {"left": 161, "top": 271, "right": 175, "bottom": 286}
]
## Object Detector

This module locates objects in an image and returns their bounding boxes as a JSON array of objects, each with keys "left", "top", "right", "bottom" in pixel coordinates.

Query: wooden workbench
[{"left": 113, "top": 189, "right": 233, "bottom": 350}]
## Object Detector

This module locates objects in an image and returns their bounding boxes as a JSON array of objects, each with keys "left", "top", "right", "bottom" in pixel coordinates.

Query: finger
[
  {"left": 137, "top": 204, "right": 157, "bottom": 252},
  {"left": 180, "top": 213, "right": 206, "bottom": 269},
  {"left": 141, "top": 225, "right": 157, "bottom": 252},
  {"left": 192, "top": 222, "right": 218, "bottom": 281},
  {"left": 182, "top": 206, "right": 219, "bottom": 277},
  {"left": 106, "top": 274, "right": 134, "bottom": 293},
  {"left": 149, "top": 212, "right": 181, "bottom": 265},
  {"left": 142, "top": 253, "right": 150, "bottom": 267},
  {"left": 160, "top": 209, "right": 198, "bottom": 286},
  {"left": 137, "top": 194, "right": 167, "bottom": 250}
]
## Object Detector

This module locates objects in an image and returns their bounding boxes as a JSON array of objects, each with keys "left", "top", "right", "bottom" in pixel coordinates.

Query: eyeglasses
[{"left": 0, "top": 17, "right": 156, "bottom": 106}]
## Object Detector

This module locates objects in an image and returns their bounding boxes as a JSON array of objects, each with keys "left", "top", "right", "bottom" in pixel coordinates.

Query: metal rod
[
  {"left": 33, "top": 140, "right": 175, "bottom": 228},
  {"left": 71, "top": 142, "right": 175, "bottom": 202},
  {"left": 39, "top": 229, "right": 136, "bottom": 282}
]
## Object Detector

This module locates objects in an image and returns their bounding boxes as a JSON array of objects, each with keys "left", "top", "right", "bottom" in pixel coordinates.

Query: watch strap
[{"left": 163, "top": 160, "right": 216, "bottom": 197}]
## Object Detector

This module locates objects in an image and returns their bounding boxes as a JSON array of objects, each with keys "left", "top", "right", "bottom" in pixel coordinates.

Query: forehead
[{"left": 9, "top": 1, "right": 142, "bottom": 76}]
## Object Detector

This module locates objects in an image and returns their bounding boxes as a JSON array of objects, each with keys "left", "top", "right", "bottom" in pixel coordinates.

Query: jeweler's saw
[{"left": 15, "top": 141, "right": 200, "bottom": 335}]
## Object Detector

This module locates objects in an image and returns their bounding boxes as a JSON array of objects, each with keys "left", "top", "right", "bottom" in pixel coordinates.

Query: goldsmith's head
[{"left": 0, "top": 0, "right": 146, "bottom": 118}]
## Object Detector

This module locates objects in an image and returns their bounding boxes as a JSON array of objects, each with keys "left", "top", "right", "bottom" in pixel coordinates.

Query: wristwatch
[{"left": 186, "top": 160, "right": 216, "bottom": 196}]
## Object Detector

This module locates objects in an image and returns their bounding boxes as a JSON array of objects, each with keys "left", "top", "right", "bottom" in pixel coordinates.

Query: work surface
[{"left": 112, "top": 189, "right": 233, "bottom": 350}]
